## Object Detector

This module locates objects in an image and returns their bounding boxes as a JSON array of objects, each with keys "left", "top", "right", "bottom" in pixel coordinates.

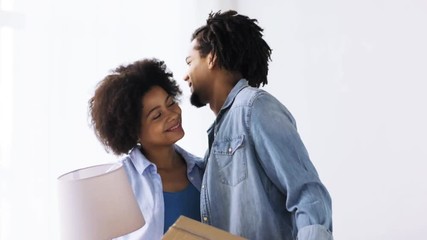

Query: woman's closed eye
[{"left": 152, "top": 111, "right": 161, "bottom": 120}]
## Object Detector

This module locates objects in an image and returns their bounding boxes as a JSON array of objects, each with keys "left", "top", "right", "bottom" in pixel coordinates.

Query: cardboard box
[{"left": 162, "top": 216, "right": 246, "bottom": 240}]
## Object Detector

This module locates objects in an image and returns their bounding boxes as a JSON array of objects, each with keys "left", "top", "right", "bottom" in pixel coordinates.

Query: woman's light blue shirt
[{"left": 114, "top": 145, "right": 204, "bottom": 240}]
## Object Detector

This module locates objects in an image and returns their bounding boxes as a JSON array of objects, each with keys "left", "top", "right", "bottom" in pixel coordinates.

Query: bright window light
[
  {"left": 0, "top": 26, "right": 14, "bottom": 169},
  {"left": 1, "top": 0, "right": 15, "bottom": 11},
  {"left": 0, "top": 1, "right": 16, "bottom": 238},
  {"left": 0, "top": 200, "right": 11, "bottom": 240}
]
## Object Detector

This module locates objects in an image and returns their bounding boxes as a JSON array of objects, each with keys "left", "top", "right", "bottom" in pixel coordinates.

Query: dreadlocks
[{"left": 191, "top": 10, "right": 272, "bottom": 88}]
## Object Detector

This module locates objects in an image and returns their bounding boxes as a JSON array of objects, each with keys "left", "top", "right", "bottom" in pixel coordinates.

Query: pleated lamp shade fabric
[{"left": 58, "top": 163, "right": 145, "bottom": 240}]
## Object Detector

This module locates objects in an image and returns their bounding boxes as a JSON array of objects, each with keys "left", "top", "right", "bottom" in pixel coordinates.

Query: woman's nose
[{"left": 166, "top": 105, "right": 180, "bottom": 119}]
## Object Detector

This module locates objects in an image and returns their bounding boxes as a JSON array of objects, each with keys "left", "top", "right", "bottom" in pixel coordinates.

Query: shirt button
[
  {"left": 203, "top": 216, "right": 208, "bottom": 222},
  {"left": 228, "top": 147, "right": 232, "bottom": 153},
  {"left": 201, "top": 185, "right": 205, "bottom": 189}
]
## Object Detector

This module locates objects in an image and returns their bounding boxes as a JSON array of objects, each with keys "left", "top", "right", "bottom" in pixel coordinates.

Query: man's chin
[{"left": 190, "top": 93, "right": 206, "bottom": 108}]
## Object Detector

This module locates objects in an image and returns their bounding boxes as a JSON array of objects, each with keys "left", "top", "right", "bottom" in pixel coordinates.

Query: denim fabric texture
[{"left": 200, "top": 79, "right": 333, "bottom": 240}]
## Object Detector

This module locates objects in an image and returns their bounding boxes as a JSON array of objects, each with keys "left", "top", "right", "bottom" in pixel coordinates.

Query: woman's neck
[
  {"left": 143, "top": 145, "right": 183, "bottom": 169},
  {"left": 143, "top": 145, "right": 189, "bottom": 192}
]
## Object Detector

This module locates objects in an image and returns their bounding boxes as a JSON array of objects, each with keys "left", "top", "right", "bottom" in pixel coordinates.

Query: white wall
[
  {"left": 237, "top": 1, "right": 427, "bottom": 239},
  {"left": 0, "top": 1, "right": 217, "bottom": 239},
  {"left": 0, "top": 0, "right": 426, "bottom": 239}
]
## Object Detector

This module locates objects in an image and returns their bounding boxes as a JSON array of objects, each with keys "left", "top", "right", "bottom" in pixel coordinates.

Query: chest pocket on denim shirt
[{"left": 212, "top": 135, "right": 247, "bottom": 186}]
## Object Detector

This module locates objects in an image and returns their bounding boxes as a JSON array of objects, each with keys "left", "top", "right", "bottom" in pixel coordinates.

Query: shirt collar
[
  {"left": 128, "top": 147, "right": 154, "bottom": 175},
  {"left": 206, "top": 79, "right": 249, "bottom": 134},
  {"left": 127, "top": 145, "right": 202, "bottom": 175},
  {"left": 219, "top": 79, "right": 249, "bottom": 113},
  {"left": 174, "top": 145, "right": 203, "bottom": 173}
]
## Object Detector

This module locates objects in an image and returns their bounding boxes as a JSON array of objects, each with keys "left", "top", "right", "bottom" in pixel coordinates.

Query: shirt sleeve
[
  {"left": 298, "top": 224, "right": 334, "bottom": 240},
  {"left": 248, "top": 92, "right": 333, "bottom": 240}
]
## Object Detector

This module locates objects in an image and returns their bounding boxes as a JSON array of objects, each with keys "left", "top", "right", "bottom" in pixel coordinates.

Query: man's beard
[{"left": 190, "top": 92, "right": 206, "bottom": 108}]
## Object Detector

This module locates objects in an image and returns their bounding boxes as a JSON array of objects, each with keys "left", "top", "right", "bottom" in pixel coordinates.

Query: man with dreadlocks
[{"left": 184, "top": 10, "right": 333, "bottom": 240}]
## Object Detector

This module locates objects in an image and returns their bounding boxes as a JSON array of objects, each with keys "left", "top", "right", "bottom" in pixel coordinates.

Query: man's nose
[{"left": 183, "top": 74, "right": 189, "bottom": 81}]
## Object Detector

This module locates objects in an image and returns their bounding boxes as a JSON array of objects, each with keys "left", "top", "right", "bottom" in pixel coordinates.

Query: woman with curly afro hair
[{"left": 89, "top": 58, "right": 204, "bottom": 239}]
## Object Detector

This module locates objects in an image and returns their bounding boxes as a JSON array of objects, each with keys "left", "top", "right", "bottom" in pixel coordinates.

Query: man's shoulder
[{"left": 234, "top": 86, "right": 275, "bottom": 107}]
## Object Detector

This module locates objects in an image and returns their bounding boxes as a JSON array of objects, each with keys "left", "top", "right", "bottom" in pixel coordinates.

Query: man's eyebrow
[{"left": 165, "top": 95, "right": 172, "bottom": 103}]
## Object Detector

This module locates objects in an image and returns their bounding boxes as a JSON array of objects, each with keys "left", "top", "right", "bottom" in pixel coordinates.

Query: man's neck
[{"left": 209, "top": 72, "right": 242, "bottom": 115}]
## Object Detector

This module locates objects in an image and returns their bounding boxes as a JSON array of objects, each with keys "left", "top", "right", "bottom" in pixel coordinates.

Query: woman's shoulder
[
  {"left": 121, "top": 147, "right": 155, "bottom": 175},
  {"left": 174, "top": 145, "right": 205, "bottom": 168}
]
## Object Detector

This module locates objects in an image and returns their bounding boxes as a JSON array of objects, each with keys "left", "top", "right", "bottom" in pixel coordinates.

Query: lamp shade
[{"left": 58, "top": 163, "right": 145, "bottom": 240}]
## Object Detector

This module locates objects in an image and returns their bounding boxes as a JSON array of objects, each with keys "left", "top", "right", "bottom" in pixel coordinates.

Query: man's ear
[{"left": 207, "top": 52, "right": 217, "bottom": 69}]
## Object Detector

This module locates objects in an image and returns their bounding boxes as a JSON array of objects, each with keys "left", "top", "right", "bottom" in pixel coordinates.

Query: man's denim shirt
[{"left": 200, "top": 79, "right": 333, "bottom": 240}]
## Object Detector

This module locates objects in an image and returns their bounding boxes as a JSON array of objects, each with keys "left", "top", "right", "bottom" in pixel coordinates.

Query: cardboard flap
[{"left": 162, "top": 216, "right": 246, "bottom": 240}]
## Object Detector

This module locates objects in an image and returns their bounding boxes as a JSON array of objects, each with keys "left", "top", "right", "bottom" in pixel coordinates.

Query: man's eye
[{"left": 168, "top": 100, "right": 176, "bottom": 107}]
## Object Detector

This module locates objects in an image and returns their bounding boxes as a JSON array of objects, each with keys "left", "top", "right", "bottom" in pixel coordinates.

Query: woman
[{"left": 89, "top": 59, "right": 204, "bottom": 239}]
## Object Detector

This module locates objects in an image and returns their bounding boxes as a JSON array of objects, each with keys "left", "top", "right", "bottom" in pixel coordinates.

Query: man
[{"left": 184, "top": 10, "right": 333, "bottom": 240}]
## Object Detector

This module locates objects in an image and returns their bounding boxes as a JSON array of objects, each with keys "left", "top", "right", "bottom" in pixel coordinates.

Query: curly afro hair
[{"left": 89, "top": 59, "right": 181, "bottom": 155}]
